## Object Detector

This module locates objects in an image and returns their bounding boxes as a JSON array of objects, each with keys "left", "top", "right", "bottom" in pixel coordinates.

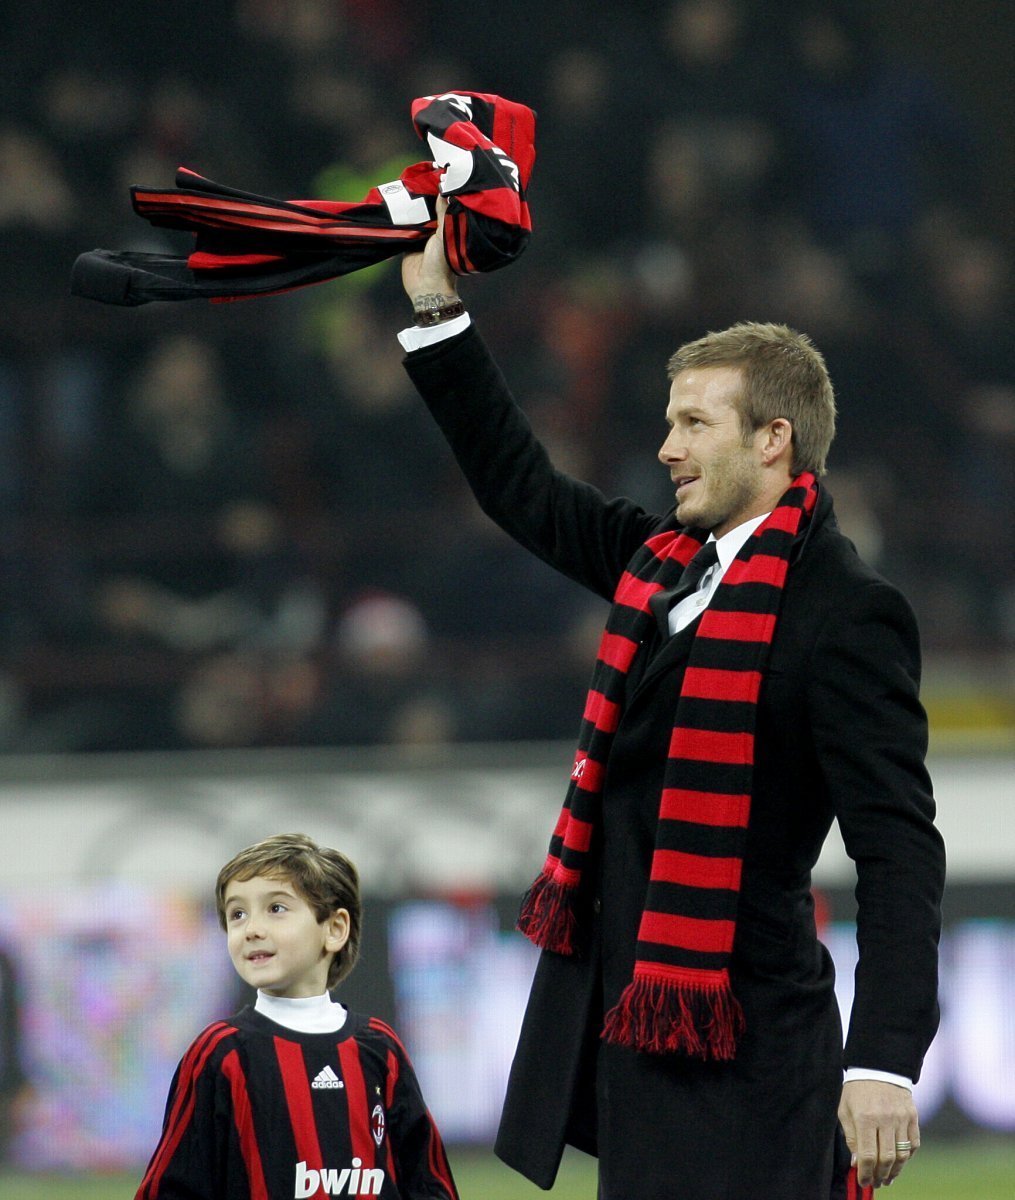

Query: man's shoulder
[
  {"left": 806, "top": 520, "right": 878, "bottom": 581},
  {"left": 799, "top": 505, "right": 905, "bottom": 597},
  {"left": 771, "top": 553, "right": 921, "bottom": 695},
  {"left": 786, "top": 515, "right": 918, "bottom": 645}
]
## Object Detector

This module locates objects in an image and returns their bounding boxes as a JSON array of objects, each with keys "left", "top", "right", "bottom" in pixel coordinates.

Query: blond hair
[
  {"left": 667, "top": 322, "right": 836, "bottom": 475},
  {"left": 216, "top": 833, "right": 361, "bottom": 988}
]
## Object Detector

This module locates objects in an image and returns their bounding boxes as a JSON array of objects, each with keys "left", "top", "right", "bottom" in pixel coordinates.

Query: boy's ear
[{"left": 325, "top": 908, "right": 351, "bottom": 953}]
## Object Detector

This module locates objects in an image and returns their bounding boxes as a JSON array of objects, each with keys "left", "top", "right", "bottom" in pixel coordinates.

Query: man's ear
[
  {"left": 325, "top": 908, "right": 351, "bottom": 953},
  {"left": 760, "top": 418, "right": 793, "bottom": 466}
]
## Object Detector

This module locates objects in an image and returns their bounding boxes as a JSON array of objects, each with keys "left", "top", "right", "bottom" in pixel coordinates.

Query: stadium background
[{"left": 0, "top": 1, "right": 1012, "bottom": 1196}]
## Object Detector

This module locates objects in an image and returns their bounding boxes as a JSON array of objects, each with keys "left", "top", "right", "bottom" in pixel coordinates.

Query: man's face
[{"left": 658, "top": 365, "right": 765, "bottom": 537}]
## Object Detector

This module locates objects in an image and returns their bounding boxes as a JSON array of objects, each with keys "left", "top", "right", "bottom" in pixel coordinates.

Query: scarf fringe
[
  {"left": 601, "top": 972, "right": 745, "bottom": 1059},
  {"left": 517, "top": 869, "right": 582, "bottom": 955}
]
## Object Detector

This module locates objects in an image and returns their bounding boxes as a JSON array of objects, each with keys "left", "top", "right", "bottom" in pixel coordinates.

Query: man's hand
[
  {"left": 839, "top": 1079, "right": 920, "bottom": 1189},
  {"left": 401, "top": 196, "right": 458, "bottom": 305}
]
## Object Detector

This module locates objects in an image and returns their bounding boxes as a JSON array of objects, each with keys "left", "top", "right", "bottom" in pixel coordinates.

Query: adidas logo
[{"left": 311, "top": 1065, "right": 344, "bottom": 1090}]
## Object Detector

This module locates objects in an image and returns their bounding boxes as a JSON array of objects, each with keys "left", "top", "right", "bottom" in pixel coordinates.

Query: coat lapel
[{"left": 627, "top": 615, "right": 700, "bottom": 702}]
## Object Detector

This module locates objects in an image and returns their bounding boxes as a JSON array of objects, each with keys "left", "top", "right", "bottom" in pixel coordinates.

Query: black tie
[{"left": 649, "top": 540, "right": 720, "bottom": 636}]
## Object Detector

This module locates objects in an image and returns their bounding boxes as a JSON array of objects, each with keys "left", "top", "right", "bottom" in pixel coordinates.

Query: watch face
[{"left": 414, "top": 300, "right": 464, "bottom": 327}]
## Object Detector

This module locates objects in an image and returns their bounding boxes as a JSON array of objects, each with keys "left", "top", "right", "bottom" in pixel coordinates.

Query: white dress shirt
[
  {"left": 397, "top": 312, "right": 472, "bottom": 353},
  {"left": 666, "top": 515, "right": 767, "bottom": 634}
]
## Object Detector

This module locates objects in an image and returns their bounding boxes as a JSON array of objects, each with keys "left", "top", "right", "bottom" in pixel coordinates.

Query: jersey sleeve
[
  {"left": 370, "top": 1019, "right": 459, "bottom": 1200},
  {"left": 135, "top": 1022, "right": 244, "bottom": 1200}
]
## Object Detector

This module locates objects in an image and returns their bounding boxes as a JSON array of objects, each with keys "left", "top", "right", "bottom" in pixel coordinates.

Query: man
[{"left": 396, "top": 206, "right": 944, "bottom": 1198}]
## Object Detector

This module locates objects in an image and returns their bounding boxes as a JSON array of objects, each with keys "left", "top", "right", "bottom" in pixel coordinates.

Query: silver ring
[{"left": 895, "top": 1140, "right": 912, "bottom": 1152}]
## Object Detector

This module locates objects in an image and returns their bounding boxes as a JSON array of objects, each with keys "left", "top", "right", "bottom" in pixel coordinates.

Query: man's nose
[{"left": 658, "top": 431, "right": 686, "bottom": 465}]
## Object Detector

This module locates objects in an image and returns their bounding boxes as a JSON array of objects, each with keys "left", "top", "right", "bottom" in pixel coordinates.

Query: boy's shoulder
[
  {"left": 355, "top": 1012, "right": 413, "bottom": 1059},
  {"left": 170, "top": 1016, "right": 247, "bottom": 1078},
  {"left": 187, "top": 1014, "right": 249, "bottom": 1048},
  {"left": 176, "top": 1008, "right": 276, "bottom": 1060}
]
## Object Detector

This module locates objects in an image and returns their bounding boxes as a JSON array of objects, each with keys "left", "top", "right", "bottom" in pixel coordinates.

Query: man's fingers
[
  {"left": 854, "top": 1124, "right": 879, "bottom": 1188},
  {"left": 400, "top": 196, "right": 453, "bottom": 299},
  {"left": 875, "top": 1128, "right": 898, "bottom": 1187},
  {"left": 853, "top": 1123, "right": 903, "bottom": 1188},
  {"left": 837, "top": 1096, "right": 859, "bottom": 1175},
  {"left": 885, "top": 1116, "right": 921, "bottom": 1185},
  {"left": 840, "top": 1080, "right": 920, "bottom": 1188},
  {"left": 886, "top": 1151, "right": 907, "bottom": 1185},
  {"left": 908, "top": 1112, "right": 921, "bottom": 1157},
  {"left": 854, "top": 1127, "right": 897, "bottom": 1188}
]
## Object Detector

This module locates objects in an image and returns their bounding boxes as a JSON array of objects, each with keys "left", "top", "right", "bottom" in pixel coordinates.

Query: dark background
[{"left": 1, "top": 0, "right": 1012, "bottom": 757}]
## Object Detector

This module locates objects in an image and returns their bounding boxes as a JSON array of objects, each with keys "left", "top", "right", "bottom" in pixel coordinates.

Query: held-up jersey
[
  {"left": 136, "top": 1006, "right": 458, "bottom": 1200},
  {"left": 70, "top": 91, "right": 535, "bottom": 306}
]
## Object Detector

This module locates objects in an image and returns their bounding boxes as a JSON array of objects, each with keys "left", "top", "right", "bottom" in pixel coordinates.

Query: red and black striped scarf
[
  {"left": 70, "top": 91, "right": 535, "bottom": 306},
  {"left": 518, "top": 473, "right": 819, "bottom": 1059}
]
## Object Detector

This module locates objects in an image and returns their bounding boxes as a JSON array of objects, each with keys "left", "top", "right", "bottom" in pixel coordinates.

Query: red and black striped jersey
[
  {"left": 135, "top": 1006, "right": 458, "bottom": 1200},
  {"left": 70, "top": 91, "right": 535, "bottom": 306}
]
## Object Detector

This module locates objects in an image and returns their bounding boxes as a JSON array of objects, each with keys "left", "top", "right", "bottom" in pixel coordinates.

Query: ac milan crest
[{"left": 371, "top": 1103, "right": 385, "bottom": 1147}]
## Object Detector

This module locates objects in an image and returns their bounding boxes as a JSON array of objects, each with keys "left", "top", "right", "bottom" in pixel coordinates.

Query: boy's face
[{"left": 222, "top": 874, "right": 350, "bottom": 998}]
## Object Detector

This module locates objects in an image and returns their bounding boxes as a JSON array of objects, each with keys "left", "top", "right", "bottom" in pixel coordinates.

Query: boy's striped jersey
[{"left": 136, "top": 1007, "right": 458, "bottom": 1199}]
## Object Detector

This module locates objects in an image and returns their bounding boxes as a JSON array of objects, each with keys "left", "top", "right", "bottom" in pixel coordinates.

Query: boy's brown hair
[{"left": 215, "top": 833, "right": 361, "bottom": 988}]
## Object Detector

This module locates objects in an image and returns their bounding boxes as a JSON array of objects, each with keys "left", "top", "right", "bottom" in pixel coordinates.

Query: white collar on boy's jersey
[{"left": 255, "top": 989, "right": 348, "bottom": 1033}]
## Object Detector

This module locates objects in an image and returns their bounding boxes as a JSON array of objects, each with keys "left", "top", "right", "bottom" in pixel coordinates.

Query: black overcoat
[{"left": 404, "top": 326, "right": 945, "bottom": 1199}]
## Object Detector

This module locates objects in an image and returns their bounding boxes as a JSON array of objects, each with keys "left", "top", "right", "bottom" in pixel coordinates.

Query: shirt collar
[
  {"left": 708, "top": 512, "right": 772, "bottom": 573},
  {"left": 255, "top": 989, "right": 347, "bottom": 1033}
]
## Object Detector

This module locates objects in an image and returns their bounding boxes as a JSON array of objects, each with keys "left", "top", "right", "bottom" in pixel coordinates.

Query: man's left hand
[{"left": 838, "top": 1079, "right": 920, "bottom": 1188}]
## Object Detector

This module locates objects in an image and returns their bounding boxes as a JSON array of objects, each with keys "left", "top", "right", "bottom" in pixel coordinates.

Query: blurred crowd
[{"left": 0, "top": 0, "right": 1012, "bottom": 753}]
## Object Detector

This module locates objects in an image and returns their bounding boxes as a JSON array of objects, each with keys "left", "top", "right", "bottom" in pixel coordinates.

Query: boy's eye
[
  {"left": 228, "top": 909, "right": 246, "bottom": 922},
  {"left": 269, "top": 902, "right": 288, "bottom": 914}
]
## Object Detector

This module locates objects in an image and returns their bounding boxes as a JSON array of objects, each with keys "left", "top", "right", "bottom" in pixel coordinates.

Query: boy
[{"left": 136, "top": 833, "right": 459, "bottom": 1200}]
